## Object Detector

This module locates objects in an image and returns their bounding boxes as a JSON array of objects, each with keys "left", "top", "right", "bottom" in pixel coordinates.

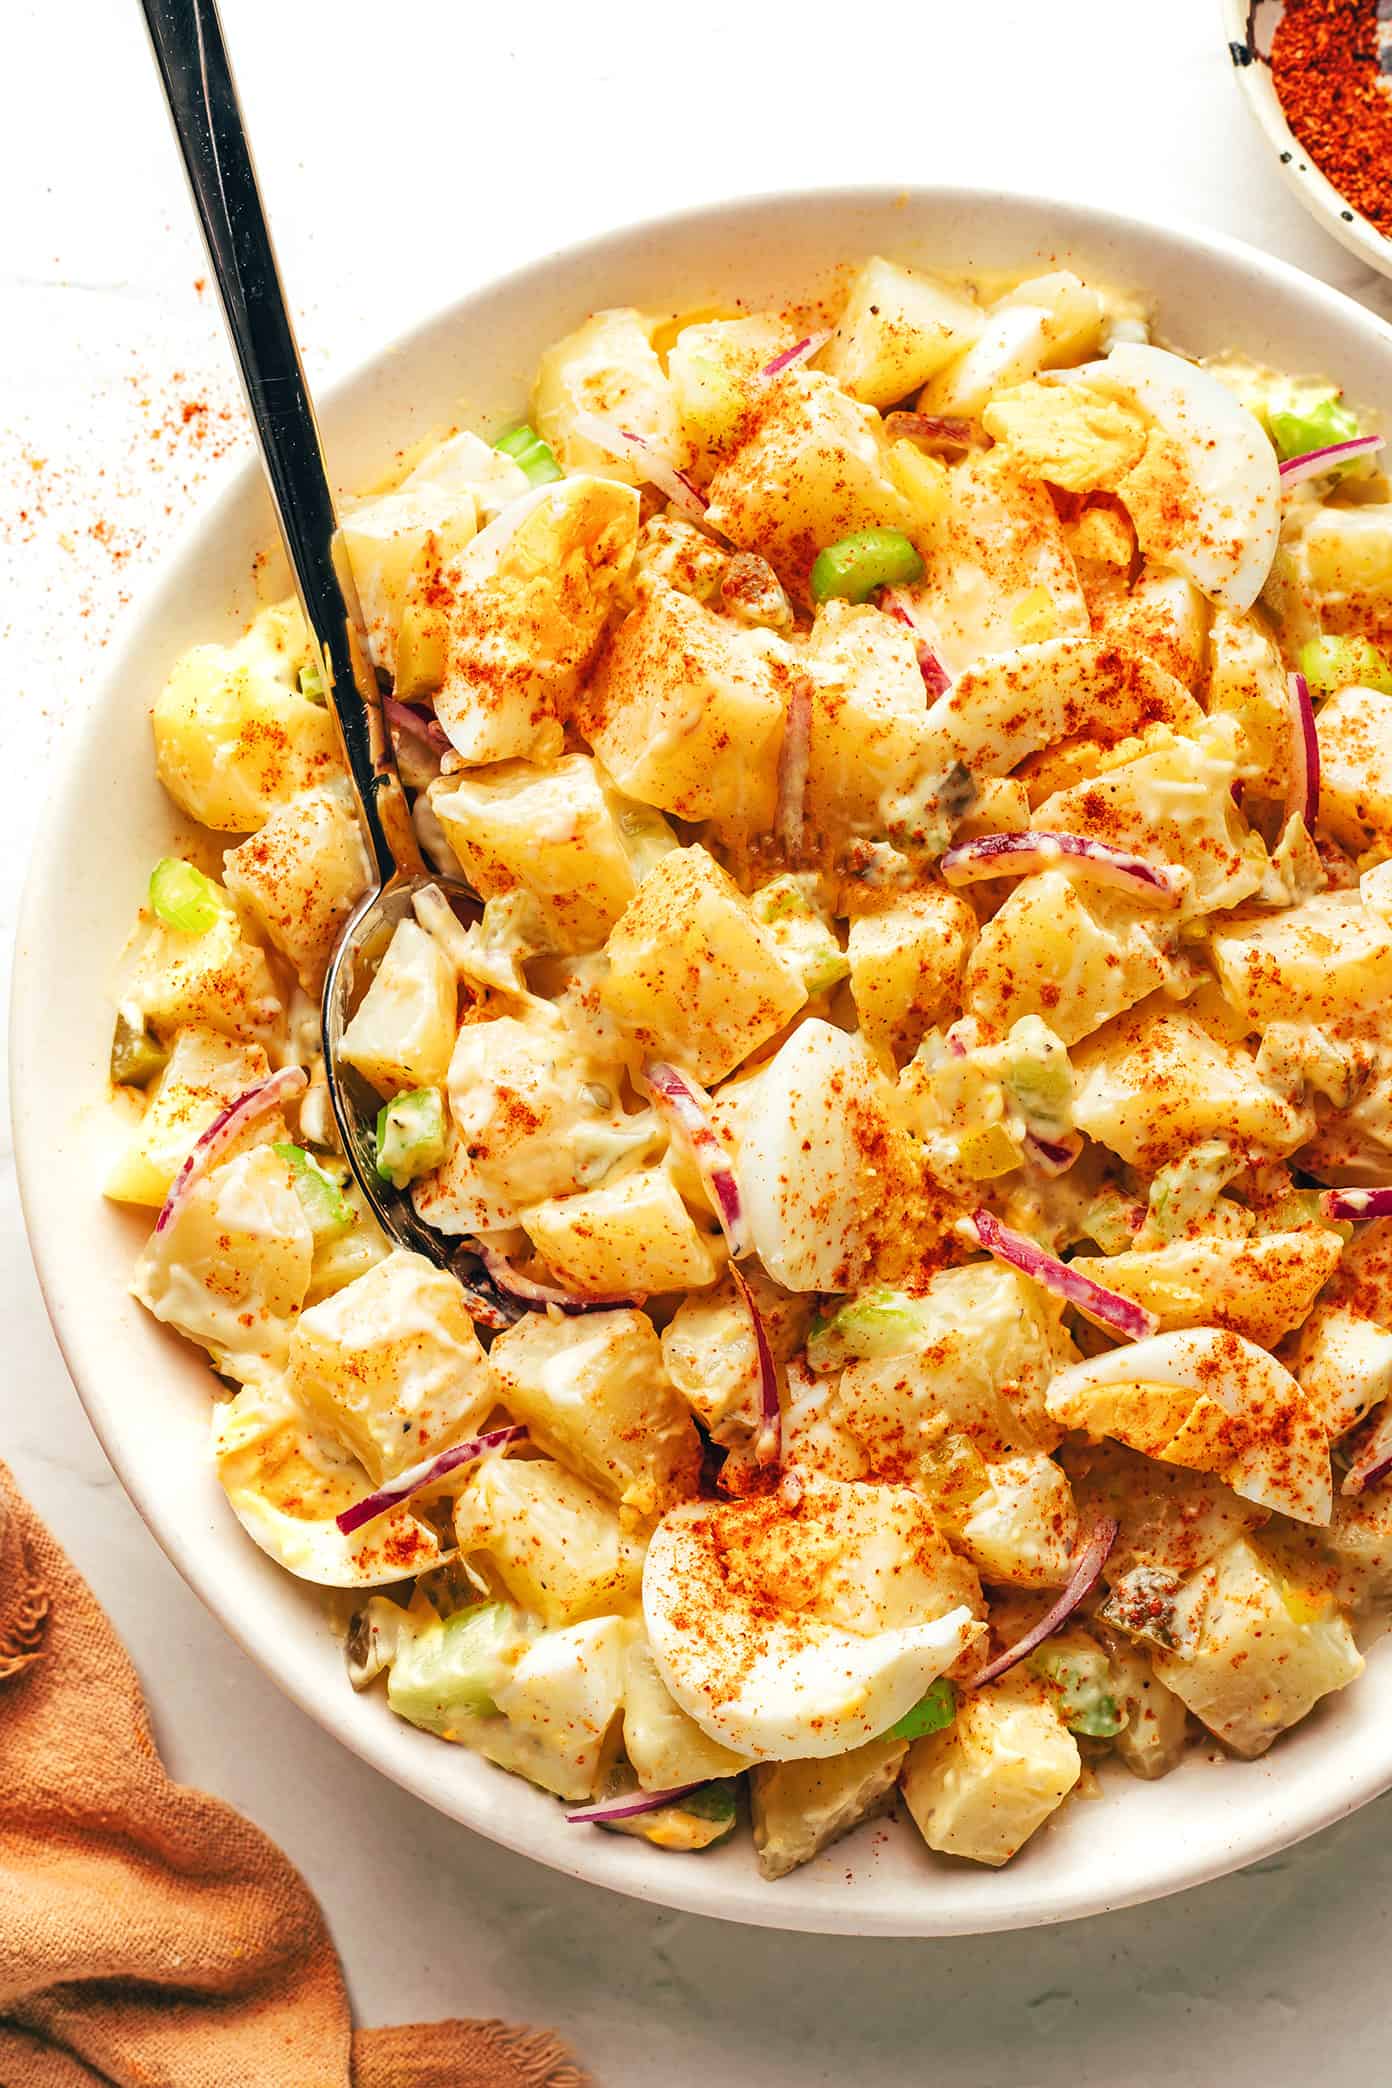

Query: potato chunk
[
  {"left": 578, "top": 581, "right": 787, "bottom": 828},
  {"left": 821, "top": 256, "right": 982, "bottom": 408},
  {"left": 533, "top": 307, "right": 688, "bottom": 477},
  {"left": 488, "top": 1307, "right": 700, "bottom": 1520},
  {"left": 223, "top": 784, "right": 371, "bottom": 994},
  {"left": 1284, "top": 1218, "right": 1392, "bottom": 1437},
  {"left": 339, "top": 918, "right": 456, "bottom": 1098},
  {"left": 804, "top": 600, "right": 930, "bottom": 843},
  {"left": 522, "top": 1166, "right": 722, "bottom": 1296},
  {"left": 104, "top": 1025, "right": 271, "bottom": 1207},
  {"left": 287, "top": 1249, "right": 494, "bottom": 1483},
  {"left": 624, "top": 1634, "right": 749, "bottom": 1790},
  {"left": 453, "top": 1457, "right": 644, "bottom": 1626},
  {"left": 964, "top": 868, "right": 1172, "bottom": 1047},
  {"left": 901, "top": 1674, "right": 1080, "bottom": 1867},
  {"left": 1069, "top": 1230, "right": 1341, "bottom": 1350},
  {"left": 668, "top": 313, "right": 799, "bottom": 469},
  {"left": 599, "top": 845, "right": 806, "bottom": 1083},
  {"left": 1211, "top": 892, "right": 1392, "bottom": 1027},
  {"left": 117, "top": 879, "right": 282, "bottom": 1046},
  {"left": 751, "top": 1737, "right": 908, "bottom": 1880},
  {"left": 848, "top": 886, "right": 977, "bottom": 1066},
  {"left": 1317, "top": 687, "right": 1392, "bottom": 854},
  {"left": 1072, "top": 1004, "right": 1312, "bottom": 1168}
]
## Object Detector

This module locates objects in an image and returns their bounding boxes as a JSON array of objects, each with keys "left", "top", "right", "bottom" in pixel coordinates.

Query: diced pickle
[{"left": 110, "top": 1010, "right": 169, "bottom": 1089}]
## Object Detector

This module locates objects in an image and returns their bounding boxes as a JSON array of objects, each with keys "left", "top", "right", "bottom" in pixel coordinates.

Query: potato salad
[{"left": 107, "top": 253, "right": 1392, "bottom": 1878}]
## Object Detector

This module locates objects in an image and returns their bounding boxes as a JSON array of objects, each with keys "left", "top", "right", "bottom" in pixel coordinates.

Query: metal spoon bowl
[{"left": 141, "top": 0, "right": 478, "bottom": 1271}]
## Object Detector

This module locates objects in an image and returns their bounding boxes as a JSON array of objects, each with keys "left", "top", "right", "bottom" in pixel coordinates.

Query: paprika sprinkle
[{"left": 1270, "top": 0, "right": 1392, "bottom": 238}]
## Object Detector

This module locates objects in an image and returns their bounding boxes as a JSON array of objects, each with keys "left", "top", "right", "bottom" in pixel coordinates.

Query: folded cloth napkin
[{"left": 0, "top": 1458, "right": 593, "bottom": 2088}]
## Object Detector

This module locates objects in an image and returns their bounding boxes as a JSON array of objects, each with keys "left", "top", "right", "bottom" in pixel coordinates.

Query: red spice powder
[{"left": 1270, "top": 0, "right": 1392, "bottom": 238}]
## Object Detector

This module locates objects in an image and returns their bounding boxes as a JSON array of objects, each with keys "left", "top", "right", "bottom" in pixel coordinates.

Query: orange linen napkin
[{"left": 0, "top": 1458, "right": 593, "bottom": 2088}]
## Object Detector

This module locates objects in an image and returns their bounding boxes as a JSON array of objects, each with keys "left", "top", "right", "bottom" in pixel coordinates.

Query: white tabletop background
[{"left": 5, "top": 1, "right": 1392, "bottom": 2079}]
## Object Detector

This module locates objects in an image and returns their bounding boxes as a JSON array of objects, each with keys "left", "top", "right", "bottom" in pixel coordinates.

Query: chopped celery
[
  {"left": 751, "top": 876, "right": 850, "bottom": 995},
  {"left": 494, "top": 423, "right": 564, "bottom": 487},
  {"left": 298, "top": 659, "right": 325, "bottom": 703},
  {"left": 1298, "top": 634, "right": 1392, "bottom": 699},
  {"left": 1268, "top": 393, "right": 1361, "bottom": 464},
  {"left": 148, "top": 857, "right": 222, "bottom": 935},
  {"left": 1001, "top": 1014, "right": 1072, "bottom": 1139},
  {"left": 375, "top": 1087, "right": 448, "bottom": 1189},
  {"left": 809, "top": 527, "right": 924, "bottom": 604},
  {"left": 887, "top": 1677, "right": 956, "bottom": 1741},
  {"left": 386, "top": 1602, "right": 525, "bottom": 1735},
  {"left": 109, "top": 1010, "right": 168, "bottom": 1089},
  {"left": 274, "top": 1143, "right": 356, "bottom": 1243},
  {"left": 1031, "top": 1644, "right": 1125, "bottom": 1739},
  {"left": 1145, "top": 1140, "right": 1239, "bottom": 1242},
  {"left": 1079, "top": 1190, "right": 1142, "bottom": 1256},
  {"left": 806, "top": 1285, "right": 935, "bottom": 1373}
]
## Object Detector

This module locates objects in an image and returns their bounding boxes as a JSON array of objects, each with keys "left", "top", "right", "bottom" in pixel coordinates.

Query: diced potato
[
  {"left": 919, "top": 273, "right": 1103, "bottom": 419},
  {"left": 397, "top": 427, "right": 529, "bottom": 517},
  {"left": 286, "top": 1249, "right": 494, "bottom": 1483},
  {"left": 1211, "top": 892, "right": 1392, "bottom": 1027},
  {"left": 668, "top": 314, "right": 799, "bottom": 470},
  {"left": 223, "top": 784, "right": 371, "bottom": 994},
  {"left": 1069, "top": 1230, "right": 1342, "bottom": 1349},
  {"left": 1317, "top": 687, "right": 1392, "bottom": 854},
  {"left": 1064, "top": 1437, "right": 1269, "bottom": 1585},
  {"left": 623, "top": 1634, "right": 749, "bottom": 1790},
  {"left": 599, "top": 845, "right": 806, "bottom": 1084},
  {"left": 433, "top": 477, "right": 640, "bottom": 765},
  {"left": 956, "top": 1455, "right": 1081, "bottom": 1588},
  {"left": 340, "top": 482, "right": 477, "bottom": 678},
  {"left": 133, "top": 1144, "right": 313, "bottom": 1378},
  {"left": 488, "top": 1308, "right": 700, "bottom": 1521},
  {"left": 522, "top": 1166, "right": 722, "bottom": 1296},
  {"left": 578, "top": 581, "right": 787, "bottom": 828},
  {"left": 1094, "top": 1628, "right": 1190, "bottom": 1780},
  {"left": 430, "top": 755, "right": 659, "bottom": 955},
  {"left": 1302, "top": 503, "right": 1392, "bottom": 606},
  {"left": 848, "top": 886, "right": 978, "bottom": 1066},
  {"left": 453, "top": 1456, "right": 645, "bottom": 1626},
  {"left": 820, "top": 256, "right": 983, "bottom": 408},
  {"left": 117, "top": 879, "right": 282, "bottom": 1046},
  {"left": 963, "top": 868, "right": 1172, "bottom": 1047},
  {"left": 704, "top": 369, "right": 913, "bottom": 603},
  {"left": 901, "top": 1672, "right": 1080, "bottom": 1867},
  {"left": 905, "top": 453, "right": 1090, "bottom": 675},
  {"left": 1151, "top": 1538, "right": 1363, "bottom": 1758},
  {"left": 1284, "top": 1219, "right": 1392, "bottom": 1436},
  {"left": 1205, "top": 607, "right": 1291, "bottom": 800},
  {"left": 751, "top": 1736, "right": 908, "bottom": 1880},
  {"left": 152, "top": 602, "right": 342, "bottom": 832},
  {"left": 1033, "top": 719, "right": 1264, "bottom": 917},
  {"left": 533, "top": 307, "right": 688, "bottom": 477},
  {"left": 1072, "top": 1003, "right": 1313, "bottom": 1167},
  {"left": 339, "top": 918, "right": 456, "bottom": 1097},
  {"left": 804, "top": 600, "right": 931, "bottom": 843},
  {"left": 661, "top": 1270, "right": 812, "bottom": 1441},
  {"left": 104, "top": 1025, "right": 271, "bottom": 1207},
  {"left": 490, "top": 1616, "right": 629, "bottom": 1801}
]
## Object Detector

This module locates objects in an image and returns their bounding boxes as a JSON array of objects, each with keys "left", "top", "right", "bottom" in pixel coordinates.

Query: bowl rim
[
  {"left": 15, "top": 179, "right": 1392, "bottom": 1937},
  {"left": 1219, "top": 0, "right": 1392, "bottom": 282}
]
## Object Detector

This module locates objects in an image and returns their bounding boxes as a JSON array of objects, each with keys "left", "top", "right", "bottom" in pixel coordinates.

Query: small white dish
[
  {"left": 1221, "top": 0, "right": 1392, "bottom": 281},
  {"left": 14, "top": 185, "right": 1392, "bottom": 1935}
]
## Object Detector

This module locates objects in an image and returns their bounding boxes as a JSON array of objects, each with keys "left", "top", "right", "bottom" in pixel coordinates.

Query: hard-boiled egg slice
[
  {"left": 1046, "top": 1326, "right": 1331, "bottom": 1525},
  {"left": 643, "top": 1473, "right": 983, "bottom": 1759},
  {"left": 1075, "top": 343, "right": 1280, "bottom": 612}
]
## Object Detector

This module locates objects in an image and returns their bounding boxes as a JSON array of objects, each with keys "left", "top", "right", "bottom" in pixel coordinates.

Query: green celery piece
[
  {"left": 298, "top": 659, "right": 325, "bottom": 703},
  {"left": 887, "top": 1678, "right": 956, "bottom": 1741},
  {"left": 1031, "top": 1646, "right": 1125, "bottom": 1739},
  {"left": 1001, "top": 1014, "right": 1072, "bottom": 1137},
  {"left": 1268, "top": 394, "right": 1361, "bottom": 464},
  {"left": 148, "top": 857, "right": 222, "bottom": 935},
  {"left": 375, "top": 1087, "right": 448, "bottom": 1189},
  {"left": 805, "top": 1286, "right": 935, "bottom": 1373},
  {"left": 1298, "top": 635, "right": 1392, "bottom": 699},
  {"left": 274, "top": 1143, "right": 356, "bottom": 1243},
  {"left": 385, "top": 1602, "right": 521, "bottom": 1734},
  {"left": 809, "top": 527, "right": 924, "bottom": 604},
  {"left": 494, "top": 423, "right": 564, "bottom": 486}
]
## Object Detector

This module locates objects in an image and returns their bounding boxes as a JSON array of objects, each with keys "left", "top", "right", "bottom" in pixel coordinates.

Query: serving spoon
[{"left": 140, "top": 0, "right": 485, "bottom": 1275}]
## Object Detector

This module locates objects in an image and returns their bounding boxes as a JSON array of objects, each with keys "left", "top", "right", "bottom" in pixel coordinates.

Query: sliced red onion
[
  {"left": 883, "top": 410, "right": 985, "bottom": 454},
  {"left": 1321, "top": 1187, "right": 1392, "bottom": 1222},
  {"left": 155, "top": 1066, "right": 308, "bottom": 1235},
  {"left": 731, "top": 1263, "right": 780, "bottom": 1469},
  {"left": 476, "top": 1243, "right": 640, "bottom": 1315},
  {"left": 968, "top": 1207, "right": 1159, "bottom": 1342},
  {"left": 973, "top": 1517, "right": 1119, "bottom": 1686},
  {"left": 775, "top": 677, "right": 812, "bottom": 858},
  {"left": 882, "top": 591, "right": 952, "bottom": 697},
  {"left": 942, "top": 831, "right": 1184, "bottom": 907},
  {"left": 1279, "top": 434, "right": 1384, "bottom": 486},
  {"left": 760, "top": 332, "right": 830, "bottom": 378},
  {"left": 335, "top": 1425, "right": 527, "bottom": 1536},
  {"left": 1343, "top": 1401, "right": 1392, "bottom": 1496},
  {"left": 566, "top": 1781, "right": 705, "bottom": 1825},
  {"left": 642, "top": 1062, "right": 747, "bottom": 1258},
  {"left": 1287, "top": 670, "right": 1320, "bottom": 834},
  {"left": 384, "top": 695, "right": 449, "bottom": 753},
  {"left": 569, "top": 413, "right": 708, "bottom": 525},
  {"left": 1023, "top": 1130, "right": 1083, "bottom": 1176}
]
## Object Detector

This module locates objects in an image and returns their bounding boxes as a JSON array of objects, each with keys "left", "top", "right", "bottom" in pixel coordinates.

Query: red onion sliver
[
  {"left": 883, "top": 410, "right": 985, "bottom": 453},
  {"left": 1023, "top": 1130, "right": 1083, "bottom": 1177},
  {"left": 775, "top": 677, "right": 812, "bottom": 859},
  {"left": 760, "top": 332, "right": 830, "bottom": 378},
  {"left": 155, "top": 1066, "right": 308, "bottom": 1235},
  {"left": 335, "top": 1425, "right": 528, "bottom": 1536},
  {"left": 384, "top": 695, "right": 449, "bottom": 753},
  {"left": 973, "top": 1517, "right": 1119, "bottom": 1686},
  {"left": 1278, "top": 434, "right": 1384, "bottom": 486},
  {"left": 642, "top": 1061, "right": 748, "bottom": 1258},
  {"left": 1286, "top": 671, "right": 1320, "bottom": 833},
  {"left": 476, "top": 1243, "right": 640, "bottom": 1315},
  {"left": 566, "top": 1781, "right": 705, "bottom": 1825},
  {"left": 1343, "top": 1401, "right": 1392, "bottom": 1496},
  {"left": 569, "top": 413, "right": 708, "bottom": 525},
  {"left": 730, "top": 1263, "right": 780, "bottom": 1469},
  {"left": 1321, "top": 1187, "right": 1392, "bottom": 1222},
  {"left": 968, "top": 1207, "right": 1159, "bottom": 1342},
  {"left": 942, "top": 831, "right": 1184, "bottom": 907},
  {"left": 881, "top": 590, "right": 952, "bottom": 697}
]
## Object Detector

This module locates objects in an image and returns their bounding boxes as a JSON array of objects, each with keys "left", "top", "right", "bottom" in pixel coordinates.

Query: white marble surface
[{"left": 6, "top": 0, "right": 1392, "bottom": 2078}]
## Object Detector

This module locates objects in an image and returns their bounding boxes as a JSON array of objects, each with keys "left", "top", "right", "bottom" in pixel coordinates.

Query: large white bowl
[{"left": 15, "top": 186, "right": 1392, "bottom": 1937}]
